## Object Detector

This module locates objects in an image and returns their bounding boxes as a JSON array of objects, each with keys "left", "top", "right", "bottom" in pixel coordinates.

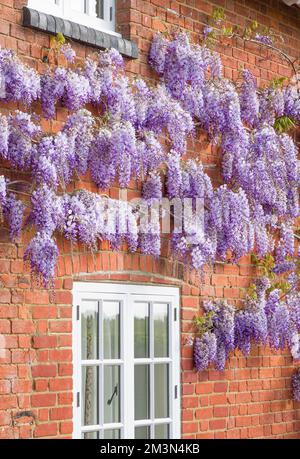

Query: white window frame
[
  {"left": 72, "top": 282, "right": 181, "bottom": 439},
  {"left": 27, "top": 0, "right": 119, "bottom": 35}
]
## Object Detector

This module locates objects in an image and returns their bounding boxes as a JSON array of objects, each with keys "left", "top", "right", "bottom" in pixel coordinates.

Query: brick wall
[{"left": 0, "top": 0, "right": 299, "bottom": 439}]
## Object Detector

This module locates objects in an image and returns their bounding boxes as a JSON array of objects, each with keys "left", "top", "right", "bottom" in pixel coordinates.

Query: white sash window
[
  {"left": 28, "top": 0, "right": 117, "bottom": 34},
  {"left": 73, "top": 283, "right": 181, "bottom": 439}
]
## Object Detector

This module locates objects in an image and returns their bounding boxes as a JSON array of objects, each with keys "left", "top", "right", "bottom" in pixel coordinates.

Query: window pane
[
  {"left": 82, "top": 366, "right": 99, "bottom": 426},
  {"left": 83, "top": 431, "right": 100, "bottom": 439},
  {"left": 103, "top": 301, "right": 120, "bottom": 360},
  {"left": 155, "top": 424, "right": 169, "bottom": 439},
  {"left": 154, "top": 364, "right": 169, "bottom": 419},
  {"left": 134, "top": 303, "right": 149, "bottom": 358},
  {"left": 104, "top": 366, "right": 120, "bottom": 424},
  {"left": 81, "top": 301, "right": 99, "bottom": 360},
  {"left": 96, "top": 0, "right": 104, "bottom": 19},
  {"left": 134, "top": 365, "right": 150, "bottom": 420},
  {"left": 154, "top": 303, "right": 169, "bottom": 357},
  {"left": 135, "top": 426, "right": 150, "bottom": 439},
  {"left": 103, "top": 429, "right": 120, "bottom": 439}
]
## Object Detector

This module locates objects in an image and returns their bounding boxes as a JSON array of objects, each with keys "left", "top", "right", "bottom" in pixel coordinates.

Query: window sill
[{"left": 22, "top": 6, "right": 138, "bottom": 59}]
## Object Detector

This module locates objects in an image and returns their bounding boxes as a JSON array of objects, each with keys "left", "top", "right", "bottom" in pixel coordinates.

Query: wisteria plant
[{"left": 0, "top": 12, "right": 299, "bottom": 394}]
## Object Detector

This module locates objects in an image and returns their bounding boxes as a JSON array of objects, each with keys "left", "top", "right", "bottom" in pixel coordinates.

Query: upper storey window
[{"left": 27, "top": 0, "right": 117, "bottom": 34}]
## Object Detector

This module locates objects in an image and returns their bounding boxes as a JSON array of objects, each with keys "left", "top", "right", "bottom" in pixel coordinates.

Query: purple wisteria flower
[
  {"left": 0, "top": 48, "right": 40, "bottom": 105},
  {"left": 24, "top": 232, "right": 59, "bottom": 286},
  {"left": 61, "top": 44, "right": 76, "bottom": 63},
  {"left": 194, "top": 332, "right": 217, "bottom": 371},
  {"left": 292, "top": 369, "right": 300, "bottom": 401},
  {"left": 3, "top": 193, "right": 25, "bottom": 240}
]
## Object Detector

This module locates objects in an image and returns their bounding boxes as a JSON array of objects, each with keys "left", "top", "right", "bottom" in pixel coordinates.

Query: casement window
[
  {"left": 27, "top": 0, "right": 117, "bottom": 34},
  {"left": 73, "top": 283, "right": 180, "bottom": 439}
]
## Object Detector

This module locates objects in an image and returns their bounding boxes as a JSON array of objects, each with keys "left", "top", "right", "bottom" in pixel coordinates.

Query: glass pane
[
  {"left": 134, "top": 365, "right": 150, "bottom": 420},
  {"left": 96, "top": 0, "right": 104, "bottom": 18},
  {"left": 154, "top": 303, "right": 169, "bottom": 357},
  {"left": 134, "top": 303, "right": 149, "bottom": 358},
  {"left": 135, "top": 426, "right": 150, "bottom": 439},
  {"left": 103, "top": 429, "right": 120, "bottom": 439},
  {"left": 155, "top": 424, "right": 169, "bottom": 439},
  {"left": 154, "top": 364, "right": 169, "bottom": 419},
  {"left": 82, "top": 366, "right": 99, "bottom": 426},
  {"left": 103, "top": 301, "right": 120, "bottom": 360},
  {"left": 83, "top": 431, "right": 100, "bottom": 439},
  {"left": 104, "top": 366, "right": 120, "bottom": 424},
  {"left": 81, "top": 301, "right": 99, "bottom": 360}
]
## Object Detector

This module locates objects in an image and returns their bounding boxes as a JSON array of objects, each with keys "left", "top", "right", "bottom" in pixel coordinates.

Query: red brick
[
  {"left": 60, "top": 421, "right": 73, "bottom": 435},
  {"left": 49, "top": 378, "right": 72, "bottom": 391},
  {"left": 32, "top": 365, "right": 57, "bottom": 378},
  {"left": 31, "top": 394, "right": 56, "bottom": 408},
  {"left": 50, "top": 407, "right": 72, "bottom": 421},
  {"left": 0, "top": 411, "right": 11, "bottom": 426},
  {"left": 32, "top": 336, "right": 57, "bottom": 349},
  {"left": 0, "top": 395, "right": 17, "bottom": 409},
  {"left": 34, "top": 422, "right": 58, "bottom": 438},
  {"left": 209, "top": 419, "right": 227, "bottom": 430},
  {"left": 11, "top": 320, "right": 34, "bottom": 334}
]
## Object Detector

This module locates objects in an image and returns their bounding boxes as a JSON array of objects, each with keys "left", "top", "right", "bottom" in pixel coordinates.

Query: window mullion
[
  {"left": 73, "top": 295, "right": 81, "bottom": 439},
  {"left": 149, "top": 301, "right": 155, "bottom": 439},
  {"left": 172, "top": 298, "right": 180, "bottom": 439},
  {"left": 123, "top": 293, "right": 134, "bottom": 439},
  {"left": 98, "top": 300, "right": 103, "bottom": 430}
]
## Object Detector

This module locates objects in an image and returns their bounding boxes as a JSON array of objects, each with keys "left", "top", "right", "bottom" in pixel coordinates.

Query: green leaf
[
  {"left": 270, "top": 77, "right": 286, "bottom": 89},
  {"left": 56, "top": 32, "right": 66, "bottom": 45},
  {"left": 274, "top": 116, "right": 296, "bottom": 134},
  {"left": 212, "top": 7, "right": 225, "bottom": 23}
]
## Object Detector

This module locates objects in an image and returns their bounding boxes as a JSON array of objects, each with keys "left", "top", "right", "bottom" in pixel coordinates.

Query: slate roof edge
[{"left": 23, "top": 6, "right": 138, "bottom": 59}]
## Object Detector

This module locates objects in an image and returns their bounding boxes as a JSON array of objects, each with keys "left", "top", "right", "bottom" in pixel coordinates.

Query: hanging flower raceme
[
  {"left": 292, "top": 368, "right": 300, "bottom": 401},
  {"left": 0, "top": 114, "right": 9, "bottom": 159},
  {"left": 0, "top": 175, "right": 6, "bottom": 206},
  {"left": 166, "top": 154, "right": 217, "bottom": 270},
  {"left": 29, "top": 185, "right": 64, "bottom": 235},
  {"left": 41, "top": 67, "right": 90, "bottom": 119},
  {"left": 0, "top": 176, "right": 24, "bottom": 240},
  {"left": 239, "top": 69, "right": 259, "bottom": 128},
  {"left": 235, "top": 280, "right": 269, "bottom": 355},
  {"left": 136, "top": 130, "right": 165, "bottom": 177},
  {"left": 265, "top": 289, "right": 292, "bottom": 351},
  {"left": 142, "top": 172, "right": 163, "bottom": 203},
  {"left": 237, "top": 126, "right": 300, "bottom": 219},
  {"left": 32, "top": 136, "right": 61, "bottom": 189},
  {"left": 24, "top": 232, "right": 59, "bottom": 286},
  {"left": 146, "top": 84, "right": 194, "bottom": 154},
  {"left": 89, "top": 120, "right": 137, "bottom": 189},
  {"left": 60, "top": 44, "right": 76, "bottom": 63},
  {"left": 63, "top": 109, "right": 94, "bottom": 176},
  {"left": 283, "top": 86, "right": 300, "bottom": 123},
  {"left": 201, "top": 300, "right": 236, "bottom": 371},
  {"left": 6, "top": 111, "right": 41, "bottom": 170},
  {"left": 194, "top": 332, "right": 217, "bottom": 372},
  {"left": 0, "top": 48, "right": 41, "bottom": 105},
  {"left": 60, "top": 190, "right": 139, "bottom": 252},
  {"left": 209, "top": 185, "right": 254, "bottom": 261},
  {"left": 2, "top": 193, "right": 25, "bottom": 241},
  {"left": 258, "top": 85, "right": 285, "bottom": 126}
]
